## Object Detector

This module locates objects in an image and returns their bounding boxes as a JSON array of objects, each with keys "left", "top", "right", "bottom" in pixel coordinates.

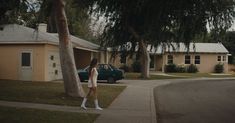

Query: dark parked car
[{"left": 78, "top": 64, "right": 124, "bottom": 83}]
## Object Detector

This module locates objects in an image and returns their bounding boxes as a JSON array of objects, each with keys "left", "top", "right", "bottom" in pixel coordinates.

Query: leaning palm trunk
[
  {"left": 54, "top": 0, "right": 85, "bottom": 97},
  {"left": 139, "top": 40, "right": 150, "bottom": 78}
]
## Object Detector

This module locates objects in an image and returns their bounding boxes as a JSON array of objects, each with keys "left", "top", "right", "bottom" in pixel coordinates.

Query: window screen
[
  {"left": 21, "top": 53, "right": 31, "bottom": 66},
  {"left": 185, "top": 55, "right": 191, "bottom": 64},
  {"left": 195, "top": 55, "right": 200, "bottom": 64},
  {"left": 217, "top": 56, "right": 221, "bottom": 62},
  {"left": 167, "top": 55, "right": 173, "bottom": 64}
]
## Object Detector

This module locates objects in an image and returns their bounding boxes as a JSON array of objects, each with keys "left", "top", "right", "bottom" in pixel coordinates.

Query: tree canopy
[
  {"left": 0, "top": 0, "right": 40, "bottom": 27},
  {"left": 94, "top": 0, "right": 235, "bottom": 48}
]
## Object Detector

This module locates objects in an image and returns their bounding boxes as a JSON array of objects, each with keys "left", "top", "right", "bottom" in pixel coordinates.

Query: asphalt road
[{"left": 154, "top": 79, "right": 235, "bottom": 123}]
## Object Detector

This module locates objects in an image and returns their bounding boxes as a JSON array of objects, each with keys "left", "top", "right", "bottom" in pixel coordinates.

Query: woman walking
[{"left": 81, "top": 58, "right": 103, "bottom": 110}]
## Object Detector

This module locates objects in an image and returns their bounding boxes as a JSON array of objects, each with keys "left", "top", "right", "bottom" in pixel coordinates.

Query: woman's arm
[{"left": 90, "top": 68, "right": 95, "bottom": 88}]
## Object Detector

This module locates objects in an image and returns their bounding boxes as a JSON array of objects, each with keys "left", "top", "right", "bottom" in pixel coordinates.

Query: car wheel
[{"left": 107, "top": 77, "right": 115, "bottom": 83}]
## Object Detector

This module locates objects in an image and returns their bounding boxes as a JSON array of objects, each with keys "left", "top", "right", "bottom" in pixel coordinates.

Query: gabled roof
[
  {"left": 148, "top": 43, "right": 229, "bottom": 54},
  {"left": 0, "top": 24, "right": 58, "bottom": 44},
  {"left": 48, "top": 33, "right": 100, "bottom": 50},
  {"left": 0, "top": 24, "right": 100, "bottom": 51}
]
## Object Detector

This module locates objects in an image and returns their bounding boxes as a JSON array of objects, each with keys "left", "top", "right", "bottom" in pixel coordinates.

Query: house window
[
  {"left": 223, "top": 56, "right": 226, "bottom": 62},
  {"left": 53, "top": 63, "right": 56, "bottom": 68},
  {"left": 217, "top": 56, "right": 221, "bottom": 62},
  {"left": 50, "top": 55, "right": 54, "bottom": 60},
  {"left": 195, "top": 55, "right": 200, "bottom": 64},
  {"left": 167, "top": 55, "right": 173, "bottom": 64},
  {"left": 55, "top": 70, "right": 58, "bottom": 75},
  {"left": 185, "top": 55, "right": 191, "bottom": 64},
  {"left": 21, "top": 52, "right": 31, "bottom": 67}
]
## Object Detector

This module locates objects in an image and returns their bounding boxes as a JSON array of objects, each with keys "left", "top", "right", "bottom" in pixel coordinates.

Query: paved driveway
[{"left": 154, "top": 79, "right": 235, "bottom": 123}]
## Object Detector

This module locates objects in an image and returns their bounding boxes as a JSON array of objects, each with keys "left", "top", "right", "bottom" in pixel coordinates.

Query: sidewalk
[{"left": 94, "top": 80, "right": 171, "bottom": 123}]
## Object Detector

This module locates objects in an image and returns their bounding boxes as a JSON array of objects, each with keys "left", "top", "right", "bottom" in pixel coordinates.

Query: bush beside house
[
  {"left": 119, "top": 64, "right": 130, "bottom": 72},
  {"left": 165, "top": 64, "right": 198, "bottom": 73},
  {"left": 165, "top": 64, "right": 177, "bottom": 72},
  {"left": 214, "top": 63, "right": 224, "bottom": 73},
  {"left": 187, "top": 64, "right": 198, "bottom": 73},
  {"left": 131, "top": 61, "right": 141, "bottom": 72}
]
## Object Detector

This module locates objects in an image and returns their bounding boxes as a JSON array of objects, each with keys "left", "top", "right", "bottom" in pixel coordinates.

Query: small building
[
  {"left": 0, "top": 24, "right": 104, "bottom": 81},
  {"left": 110, "top": 43, "right": 229, "bottom": 73}
]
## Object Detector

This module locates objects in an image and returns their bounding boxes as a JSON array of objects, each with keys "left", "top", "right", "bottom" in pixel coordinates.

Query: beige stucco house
[
  {"left": 0, "top": 24, "right": 106, "bottom": 81},
  {"left": 110, "top": 43, "right": 229, "bottom": 73}
]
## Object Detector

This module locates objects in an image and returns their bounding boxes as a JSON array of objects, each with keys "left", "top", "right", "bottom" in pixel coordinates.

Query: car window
[
  {"left": 97, "top": 64, "right": 102, "bottom": 70},
  {"left": 84, "top": 66, "right": 90, "bottom": 71},
  {"left": 109, "top": 64, "right": 116, "bottom": 69},
  {"left": 103, "top": 64, "right": 110, "bottom": 70}
]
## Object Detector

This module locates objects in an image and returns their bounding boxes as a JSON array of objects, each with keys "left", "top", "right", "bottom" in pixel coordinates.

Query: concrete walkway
[{"left": 94, "top": 80, "right": 172, "bottom": 123}]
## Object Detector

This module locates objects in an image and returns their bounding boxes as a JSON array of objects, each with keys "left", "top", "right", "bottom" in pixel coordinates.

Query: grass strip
[
  {"left": 0, "top": 106, "right": 98, "bottom": 123},
  {"left": 0, "top": 80, "right": 126, "bottom": 108}
]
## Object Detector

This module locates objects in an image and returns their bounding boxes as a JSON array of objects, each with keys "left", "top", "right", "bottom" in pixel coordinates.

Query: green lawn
[
  {"left": 0, "top": 106, "right": 98, "bottom": 123},
  {"left": 168, "top": 73, "right": 235, "bottom": 78},
  {"left": 125, "top": 72, "right": 235, "bottom": 80},
  {"left": 125, "top": 72, "right": 187, "bottom": 80},
  {"left": 0, "top": 80, "right": 126, "bottom": 108}
]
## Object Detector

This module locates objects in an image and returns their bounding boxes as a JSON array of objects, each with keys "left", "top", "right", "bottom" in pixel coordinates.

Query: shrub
[
  {"left": 214, "top": 63, "right": 224, "bottom": 73},
  {"left": 187, "top": 64, "right": 198, "bottom": 73},
  {"left": 165, "top": 64, "right": 177, "bottom": 73},
  {"left": 132, "top": 61, "right": 141, "bottom": 72},
  {"left": 119, "top": 64, "right": 130, "bottom": 72},
  {"left": 176, "top": 65, "right": 186, "bottom": 73}
]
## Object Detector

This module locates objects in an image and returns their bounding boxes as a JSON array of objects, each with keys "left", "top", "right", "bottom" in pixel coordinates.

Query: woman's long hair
[{"left": 89, "top": 58, "right": 98, "bottom": 76}]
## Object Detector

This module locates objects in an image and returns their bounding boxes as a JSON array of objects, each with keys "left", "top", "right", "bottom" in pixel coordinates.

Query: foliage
[
  {"left": 93, "top": 0, "right": 235, "bottom": 78},
  {"left": 165, "top": 64, "right": 177, "bottom": 73},
  {"left": 94, "top": 0, "right": 235, "bottom": 48},
  {"left": 0, "top": 0, "right": 99, "bottom": 43},
  {"left": 187, "top": 64, "right": 198, "bottom": 73},
  {"left": 119, "top": 64, "right": 130, "bottom": 72},
  {"left": 131, "top": 61, "right": 141, "bottom": 72},
  {"left": 223, "top": 31, "right": 235, "bottom": 64},
  {"left": 176, "top": 65, "right": 186, "bottom": 73},
  {"left": 165, "top": 64, "right": 198, "bottom": 73},
  {"left": 214, "top": 63, "right": 224, "bottom": 73},
  {"left": 0, "top": 0, "right": 40, "bottom": 27}
]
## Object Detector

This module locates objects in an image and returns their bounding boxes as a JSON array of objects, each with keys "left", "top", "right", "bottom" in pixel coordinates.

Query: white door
[{"left": 20, "top": 51, "right": 33, "bottom": 81}]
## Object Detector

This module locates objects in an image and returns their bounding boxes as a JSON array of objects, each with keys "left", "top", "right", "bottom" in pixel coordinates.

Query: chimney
[{"left": 38, "top": 23, "right": 47, "bottom": 32}]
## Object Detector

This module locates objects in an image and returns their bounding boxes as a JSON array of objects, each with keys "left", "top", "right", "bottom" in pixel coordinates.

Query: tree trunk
[
  {"left": 128, "top": 26, "right": 150, "bottom": 78},
  {"left": 139, "top": 40, "right": 150, "bottom": 78},
  {"left": 54, "top": 0, "right": 85, "bottom": 97}
]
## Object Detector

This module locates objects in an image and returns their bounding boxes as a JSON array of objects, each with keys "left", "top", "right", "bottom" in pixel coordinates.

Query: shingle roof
[
  {"left": 148, "top": 43, "right": 229, "bottom": 54},
  {"left": 0, "top": 24, "right": 100, "bottom": 50},
  {"left": 0, "top": 24, "right": 58, "bottom": 44},
  {"left": 48, "top": 33, "right": 100, "bottom": 50}
]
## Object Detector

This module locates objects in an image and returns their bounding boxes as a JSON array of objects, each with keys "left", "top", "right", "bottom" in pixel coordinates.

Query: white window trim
[
  {"left": 167, "top": 55, "right": 173, "bottom": 64},
  {"left": 217, "top": 56, "right": 221, "bottom": 62},
  {"left": 185, "top": 55, "right": 191, "bottom": 64},
  {"left": 20, "top": 50, "right": 33, "bottom": 68},
  {"left": 194, "top": 55, "right": 200, "bottom": 64}
]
